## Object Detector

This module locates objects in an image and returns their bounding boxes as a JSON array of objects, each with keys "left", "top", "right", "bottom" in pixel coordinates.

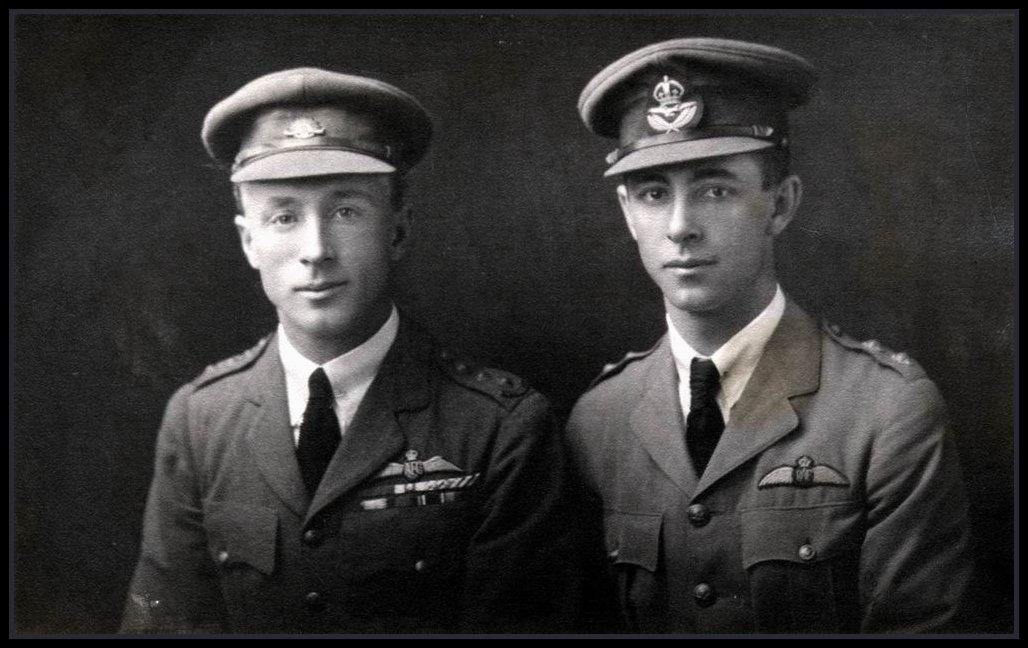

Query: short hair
[
  {"left": 232, "top": 174, "right": 407, "bottom": 215},
  {"left": 755, "top": 146, "right": 790, "bottom": 190},
  {"left": 617, "top": 146, "right": 791, "bottom": 192}
]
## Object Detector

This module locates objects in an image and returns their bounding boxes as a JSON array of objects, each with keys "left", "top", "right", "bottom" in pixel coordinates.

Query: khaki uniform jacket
[
  {"left": 565, "top": 300, "right": 972, "bottom": 633},
  {"left": 122, "top": 319, "right": 581, "bottom": 634}
]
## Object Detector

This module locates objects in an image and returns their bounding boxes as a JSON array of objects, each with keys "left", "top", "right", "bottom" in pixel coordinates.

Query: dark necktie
[
  {"left": 296, "top": 368, "right": 341, "bottom": 497},
  {"left": 686, "top": 358, "right": 725, "bottom": 476}
]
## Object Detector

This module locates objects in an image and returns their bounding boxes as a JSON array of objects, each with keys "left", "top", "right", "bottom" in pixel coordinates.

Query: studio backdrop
[{"left": 13, "top": 12, "right": 1014, "bottom": 633}]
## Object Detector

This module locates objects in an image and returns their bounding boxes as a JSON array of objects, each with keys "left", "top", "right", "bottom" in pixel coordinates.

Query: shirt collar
[
  {"left": 277, "top": 305, "right": 400, "bottom": 423},
  {"left": 667, "top": 285, "right": 786, "bottom": 415}
]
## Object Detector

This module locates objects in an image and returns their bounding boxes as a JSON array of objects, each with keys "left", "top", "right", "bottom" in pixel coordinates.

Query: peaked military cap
[
  {"left": 202, "top": 67, "right": 433, "bottom": 181},
  {"left": 578, "top": 38, "right": 817, "bottom": 176}
]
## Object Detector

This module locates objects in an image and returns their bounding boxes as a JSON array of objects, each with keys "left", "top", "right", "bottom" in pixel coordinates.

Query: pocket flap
[
  {"left": 604, "top": 510, "right": 662, "bottom": 572},
  {"left": 740, "top": 502, "right": 861, "bottom": 570},
  {"left": 204, "top": 502, "right": 278, "bottom": 575}
]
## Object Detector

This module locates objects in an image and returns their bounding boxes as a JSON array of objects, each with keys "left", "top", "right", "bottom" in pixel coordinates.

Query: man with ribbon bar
[{"left": 121, "top": 67, "right": 582, "bottom": 634}]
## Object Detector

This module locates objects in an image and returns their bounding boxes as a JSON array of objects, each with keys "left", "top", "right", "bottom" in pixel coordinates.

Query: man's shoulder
[
  {"left": 396, "top": 317, "right": 545, "bottom": 415},
  {"left": 428, "top": 346, "right": 540, "bottom": 414},
  {"left": 569, "top": 336, "right": 666, "bottom": 420},
  {"left": 818, "top": 319, "right": 931, "bottom": 385},
  {"left": 587, "top": 336, "right": 665, "bottom": 390},
  {"left": 186, "top": 334, "right": 275, "bottom": 393}
]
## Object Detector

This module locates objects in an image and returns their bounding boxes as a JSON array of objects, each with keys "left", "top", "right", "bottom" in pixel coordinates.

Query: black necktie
[
  {"left": 686, "top": 358, "right": 725, "bottom": 476},
  {"left": 296, "top": 368, "right": 341, "bottom": 497}
]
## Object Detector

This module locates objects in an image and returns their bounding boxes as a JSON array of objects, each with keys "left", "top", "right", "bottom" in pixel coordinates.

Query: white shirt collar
[
  {"left": 278, "top": 305, "right": 400, "bottom": 429},
  {"left": 667, "top": 286, "right": 785, "bottom": 422}
]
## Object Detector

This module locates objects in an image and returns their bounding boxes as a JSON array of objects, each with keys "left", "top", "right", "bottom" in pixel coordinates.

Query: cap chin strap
[
  {"left": 233, "top": 136, "right": 397, "bottom": 173},
  {"left": 606, "top": 125, "right": 781, "bottom": 166}
]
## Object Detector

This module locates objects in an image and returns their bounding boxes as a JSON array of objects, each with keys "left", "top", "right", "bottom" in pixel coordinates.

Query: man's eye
[
  {"left": 700, "top": 186, "right": 731, "bottom": 199},
  {"left": 269, "top": 212, "right": 297, "bottom": 225},
  {"left": 637, "top": 187, "right": 669, "bottom": 203},
  {"left": 330, "top": 206, "right": 359, "bottom": 220}
]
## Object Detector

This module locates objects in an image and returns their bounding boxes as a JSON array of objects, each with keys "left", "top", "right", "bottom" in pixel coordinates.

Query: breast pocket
[
  {"left": 604, "top": 509, "right": 667, "bottom": 632},
  {"left": 204, "top": 501, "right": 278, "bottom": 587},
  {"left": 740, "top": 502, "right": 864, "bottom": 633}
]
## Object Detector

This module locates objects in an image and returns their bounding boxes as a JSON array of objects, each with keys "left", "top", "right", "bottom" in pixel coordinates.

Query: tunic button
[
  {"left": 302, "top": 529, "right": 322, "bottom": 547},
  {"left": 607, "top": 549, "right": 620, "bottom": 562},
  {"left": 693, "top": 583, "right": 717, "bottom": 607},
  {"left": 414, "top": 559, "right": 427, "bottom": 573},
  {"left": 687, "top": 504, "right": 711, "bottom": 527},
  {"left": 216, "top": 550, "right": 229, "bottom": 565},
  {"left": 304, "top": 591, "right": 325, "bottom": 611},
  {"left": 798, "top": 544, "right": 817, "bottom": 561}
]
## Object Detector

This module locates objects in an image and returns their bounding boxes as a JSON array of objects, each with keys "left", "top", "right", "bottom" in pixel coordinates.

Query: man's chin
[
  {"left": 664, "top": 290, "right": 723, "bottom": 315},
  {"left": 280, "top": 311, "right": 358, "bottom": 340}
]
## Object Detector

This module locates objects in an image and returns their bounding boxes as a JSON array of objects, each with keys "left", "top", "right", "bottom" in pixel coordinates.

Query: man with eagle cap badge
[{"left": 565, "top": 38, "right": 973, "bottom": 634}]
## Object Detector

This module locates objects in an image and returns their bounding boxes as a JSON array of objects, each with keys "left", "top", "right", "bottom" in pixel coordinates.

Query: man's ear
[
  {"left": 234, "top": 214, "right": 260, "bottom": 269},
  {"left": 617, "top": 184, "right": 639, "bottom": 241},
  {"left": 768, "top": 174, "right": 802, "bottom": 237},
  {"left": 389, "top": 206, "right": 413, "bottom": 262}
]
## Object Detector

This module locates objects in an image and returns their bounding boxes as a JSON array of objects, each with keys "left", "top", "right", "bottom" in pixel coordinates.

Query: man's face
[
  {"left": 235, "top": 174, "right": 409, "bottom": 354},
  {"left": 618, "top": 153, "right": 798, "bottom": 320}
]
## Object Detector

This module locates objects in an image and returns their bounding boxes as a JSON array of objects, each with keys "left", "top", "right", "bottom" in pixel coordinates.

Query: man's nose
[
  {"left": 666, "top": 194, "right": 701, "bottom": 243},
  {"left": 299, "top": 216, "right": 335, "bottom": 264}
]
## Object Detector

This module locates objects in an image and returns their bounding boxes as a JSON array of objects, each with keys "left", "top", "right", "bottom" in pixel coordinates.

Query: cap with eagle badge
[
  {"left": 577, "top": 38, "right": 817, "bottom": 177},
  {"left": 202, "top": 67, "right": 433, "bottom": 182}
]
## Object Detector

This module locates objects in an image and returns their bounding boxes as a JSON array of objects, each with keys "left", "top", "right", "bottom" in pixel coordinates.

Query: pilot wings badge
[
  {"left": 374, "top": 450, "right": 465, "bottom": 481},
  {"left": 757, "top": 455, "right": 850, "bottom": 489},
  {"left": 646, "top": 75, "right": 702, "bottom": 134}
]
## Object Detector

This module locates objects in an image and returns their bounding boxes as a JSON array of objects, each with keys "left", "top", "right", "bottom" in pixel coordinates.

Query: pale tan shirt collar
[
  {"left": 668, "top": 286, "right": 785, "bottom": 423},
  {"left": 278, "top": 305, "right": 399, "bottom": 442}
]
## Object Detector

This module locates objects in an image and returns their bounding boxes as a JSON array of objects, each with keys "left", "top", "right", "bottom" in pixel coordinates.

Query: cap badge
[
  {"left": 647, "top": 75, "right": 702, "bottom": 134},
  {"left": 283, "top": 117, "right": 326, "bottom": 139}
]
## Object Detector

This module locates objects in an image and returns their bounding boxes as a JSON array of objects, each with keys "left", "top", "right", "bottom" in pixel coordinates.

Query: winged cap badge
[
  {"left": 646, "top": 75, "right": 702, "bottom": 134},
  {"left": 757, "top": 455, "right": 850, "bottom": 489}
]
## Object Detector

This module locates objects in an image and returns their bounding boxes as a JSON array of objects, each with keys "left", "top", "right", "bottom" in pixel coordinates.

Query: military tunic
[
  {"left": 565, "top": 300, "right": 972, "bottom": 633},
  {"left": 122, "top": 319, "right": 581, "bottom": 634}
]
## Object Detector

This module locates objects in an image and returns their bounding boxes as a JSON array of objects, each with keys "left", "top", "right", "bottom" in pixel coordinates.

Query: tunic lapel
[
  {"left": 243, "top": 334, "right": 310, "bottom": 518},
  {"left": 304, "top": 319, "right": 433, "bottom": 525},
  {"left": 629, "top": 338, "right": 699, "bottom": 497},
  {"left": 693, "top": 300, "right": 822, "bottom": 498}
]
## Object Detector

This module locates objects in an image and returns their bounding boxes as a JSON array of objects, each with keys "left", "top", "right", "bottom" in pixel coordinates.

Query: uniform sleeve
[
  {"left": 120, "top": 385, "right": 226, "bottom": 633},
  {"left": 458, "top": 392, "right": 589, "bottom": 633},
  {"left": 860, "top": 376, "right": 973, "bottom": 632},
  {"left": 564, "top": 402, "right": 630, "bottom": 633}
]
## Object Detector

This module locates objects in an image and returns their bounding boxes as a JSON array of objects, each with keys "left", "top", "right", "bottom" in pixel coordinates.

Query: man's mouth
[
  {"left": 296, "top": 280, "right": 347, "bottom": 294},
  {"left": 664, "top": 258, "right": 716, "bottom": 269}
]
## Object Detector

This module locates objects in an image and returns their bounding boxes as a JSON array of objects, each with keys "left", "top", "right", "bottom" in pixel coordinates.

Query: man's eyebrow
[
  {"left": 690, "top": 167, "right": 739, "bottom": 182},
  {"left": 254, "top": 189, "right": 375, "bottom": 207},
  {"left": 256, "top": 196, "right": 298, "bottom": 209},
  {"left": 625, "top": 166, "right": 740, "bottom": 185},
  {"left": 327, "top": 189, "right": 374, "bottom": 200},
  {"left": 625, "top": 172, "right": 669, "bottom": 184}
]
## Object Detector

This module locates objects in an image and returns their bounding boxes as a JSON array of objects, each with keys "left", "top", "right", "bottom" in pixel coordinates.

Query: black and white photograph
[{"left": 12, "top": 11, "right": 1015, "bottom": 635}]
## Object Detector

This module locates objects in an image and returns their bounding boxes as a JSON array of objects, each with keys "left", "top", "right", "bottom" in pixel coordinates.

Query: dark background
[{"left": 13, "top": 13, "right": 1015, "bottom": 633}]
